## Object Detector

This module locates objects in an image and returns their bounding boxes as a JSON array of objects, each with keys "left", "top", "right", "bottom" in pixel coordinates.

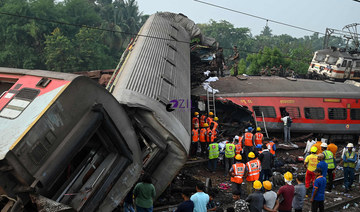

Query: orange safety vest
[
  {"left": 246, "top": 159, "right": 261, "bottom": 181},
  {"left": 192, "top": 129, "right": 199, "bottom": 142},
  {"left": 200, "top": 115, "right": 207, "bottom": 127},
  {"left": 235, "top": 143, "right": 243, "bottom": 155},
  {"left": 231, "top": 163, "right": 246, "bottom": 184},
  {"left": 244, "top": 132, "right": 253, "bottom": 147},
  {"left": 199, "top": 128, "right": 206, "bottom": 142},
  {"left": 254, "top": 133, "right": 263, "bottom": 145},
  {"left": 267, "top": 142, "right": 275, "bottom": 155},
  {"left": 206, "top": 128, "right": 215, "bottom": 142},
  {"left": 212, "top": 121, "right": 218, "bottom": 131},
  {"left": 206, "top": 117, "right": 213, "bottom": 126},
  {"left": 192, "top": 117, "right": 199, "bottom": 129}
]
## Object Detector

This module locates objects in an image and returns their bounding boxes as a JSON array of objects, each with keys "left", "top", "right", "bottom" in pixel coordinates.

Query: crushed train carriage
[{"left": 0, "top": 12, "right": 216, "bottom": 211}]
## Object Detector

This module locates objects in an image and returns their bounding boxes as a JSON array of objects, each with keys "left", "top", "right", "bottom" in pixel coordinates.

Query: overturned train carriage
[{"left": 0, "top": 68, "right": 142, "bottom": 211}]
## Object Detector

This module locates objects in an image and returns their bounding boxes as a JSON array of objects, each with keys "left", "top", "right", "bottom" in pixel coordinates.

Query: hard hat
[
  {"left": 256, "top": 127, "right": 261, "bottom": 132},
  {"left": 209, "top": 112, "right": 214, "bottom": 116},
  {"left": 248, "top": 127, "right": 253, "bottom": 131},
  {"left": 235, "top": 154, "right": 242, "bottom": 160},
  {"left": 214, "top": 117, "right": 219, "bottom": 121},
  {"left": 203, "top": 123, "right": 209, "bottom": 127},
  {"left": 194, "top": 112, "right": 199, "bottom": 116},
  {"left": 248, "top": 152, "right": 255, "bottom": 158},
  {"left": 320, "top": 143, "right": 327, "bottom": 148},
  {"left": 263, "top": 181, "right": 272, "bottom": 190},
  {"left": 347, "top": 143, "right": 354, "bottom": 148},
  {"left": 284, "top": 171, "right": 293, "bottom": 181},
  {"left": 310, "top": 146, "right": 318, "bottom": 153},
  {"left": 234, "top": 135, "right": 239, "bottom": 140},
  {"left": 253, "top": 180, "right": 262, "bottom": 190},
  {"left": 256, "top": 144, "right": 262, "bottom": 149},
  {"left": 245, "top": 129, "right": 248, "bottom": 132}
]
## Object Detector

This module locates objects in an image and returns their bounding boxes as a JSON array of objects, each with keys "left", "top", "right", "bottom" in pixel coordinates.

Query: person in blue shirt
[
  {"left": 175, "top": 189, "right": 194, "bottom": 212},
  {"left": 310, "top": 168, "right": 326, "bottom": 212},
  {"left": 316, "top": 154, "right": 328, "bottom": 178},
  {"left": 190, "top": 183, "right": 209, "bottom": 212}
]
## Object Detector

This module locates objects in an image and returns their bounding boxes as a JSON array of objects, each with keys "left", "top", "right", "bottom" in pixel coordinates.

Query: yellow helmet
[
  {"left": 194, "top": 112, "right": 199, "bottom": 116},
  {"left": 248, "top": 152, "right": 255, "bottom": 159},
  {"left": 235, "top": 154, "right": 242, "bottom": 160},
  {"left": 256, "top": 127, "right": 261, "bottom": 132},
  {"left": 214, "top": 117, "right": 219, "bottom": 121},
  {"left": 209, "top": 112, "right": 214, "bottom": 116},
  {"left": 310, "top": 146, "right": 318, "bottom": 153},
  {"left": 253, "top": 180, "right": 262, "bottom": 190},
  {"left": 203, "top": 123, "right": 209, "bottom": 127},
  {"left": 284, "top": 171, "right": 293, "bottom": 181},
  {"left": 263, "top": 181, "right": 272, "bottom": 190}
]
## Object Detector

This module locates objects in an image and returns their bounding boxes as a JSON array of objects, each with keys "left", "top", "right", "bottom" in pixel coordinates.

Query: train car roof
[
  {"left": 0, "top": 67, "right": 79, "bottom": 81},
  {"left": 192, "top": 76, "right": 360, "bottom": 98},
  {"left": 316, "top": 49, "right": 354, "bottom": 59}
]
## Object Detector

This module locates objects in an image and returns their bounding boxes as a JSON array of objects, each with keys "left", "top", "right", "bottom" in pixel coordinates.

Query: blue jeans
[
  {"left": 136, "top": 205, "right": 153, "bottom": 212},
  {"left": 259, "top": 169, "right": 272, "bottom": 182},
  {"left": 344, "top": 167, "right": 355, "bottom": 189},
  {"left": 284, "top": 126, "right": 290, "bottom": 143},
  {"left": 124, "top": 202, "right": 135, "bottom": 212},
  {"left": 208, "top": 158, "right": 218, "bottom": 172}
]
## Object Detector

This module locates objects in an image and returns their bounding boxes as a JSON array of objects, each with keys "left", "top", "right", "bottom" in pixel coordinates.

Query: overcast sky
[{"left": 136, "top": 0, "right": 360, "bottom": 38}]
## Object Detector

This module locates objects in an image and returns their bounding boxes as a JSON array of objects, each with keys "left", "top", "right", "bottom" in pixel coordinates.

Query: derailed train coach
[{"left": 0, "top": 12, "right": 214, "bottom": 211}]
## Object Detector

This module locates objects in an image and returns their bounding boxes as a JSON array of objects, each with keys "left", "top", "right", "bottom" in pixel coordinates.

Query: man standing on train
[{"left": 281, "top": 112, "right": 291, "bottom": 144}]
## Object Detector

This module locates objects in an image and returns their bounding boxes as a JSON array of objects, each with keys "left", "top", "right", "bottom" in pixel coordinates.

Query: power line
[{"left": 193, "top": 0, "right": 325, "bottom": 35}]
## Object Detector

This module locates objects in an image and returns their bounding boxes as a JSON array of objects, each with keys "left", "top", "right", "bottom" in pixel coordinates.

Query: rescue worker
[
  {"left": 327, "top": 140, "right": 338, "bottom": 159},
  {"left": 259, "top": 144, "right": 273, "bottom": 182},
  {"left": 208, "top": 142, "right": 219, "bottom": 173},
  {"left": 304, "top": 146, "right": 319, "bottom": 195},
  {"left": 224, "top": 141, "right": 236, "bottom": 176},
  {"left": 244, "top": 152, "right": 261, "bottom": 196},
  {"left": 206, "top": 123, "right": 215, "bottom": 143},
  {"left": 312, "top": 140, "right": 323, "bottom": 154},
  {"left": 206, "top": 112, "right": 214, "bottom": 126},
  {"left": 229, "top": 154, "right": 245, "bottom": 195},
  {"left": 320, "top": 143, "right": 335, "bottom": 192},
  {"left": 211, "top": 117, "right": 219, "bottom": 140},
  {"left": 254, "top": 127, "right": 264, "bottom": 146},
  {"left": 191, "top": 126, "right": 199, "bottom": 157},
  {"left": 192, "top": 112, "right": 200, "bottom": 129},
  {"left": 342, "top": 143, "right": 357, "bottom": 193},
  {"left": 234, "top": 136, "right": 243, "bottom": 160},
  {"left": 266, "top": 139, "right": 276, "bottom": 156},
  {"left": 242, "top": 127, "right": 255, "bottom": 162},
  {"left": 200, "top": 113, "right": 207, "bottom": 128},
  {"left": 229, "top": 46, "right": 240, "bottom": 77},
  {"left": 255, "top": 144, "right": 262, "bottom": 157},
  {"left": 199, "top": 123, "right": 208, "bottom": 157}
]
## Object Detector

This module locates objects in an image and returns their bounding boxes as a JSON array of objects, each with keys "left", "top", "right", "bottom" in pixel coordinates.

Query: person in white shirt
[{"left": 304, "top": 138, "right": 316, "bottom": 158}]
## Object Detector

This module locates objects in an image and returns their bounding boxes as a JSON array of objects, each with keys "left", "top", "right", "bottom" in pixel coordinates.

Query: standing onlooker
[
  {"left": 292, "top": 175, "right": 306, "bottom": 212},
  {"left": 259, "top": 144, "right": 273, "bottom": 182},
  {"left": 207, "top": 192, "right": 217, "bottom": 212},
  {"left": 280, "top": 112, "right": 291, "bottom": 144},
  {"left": 310, "top": 168, "right": 326, "bottom": 212},
  {"left": 133, "top": 173, "right": 156, "bottom": 212},
  {"left": 215, "top": 47, "right": 225, "bottom": 77},
  {"left": 304, "top": 146, "right": 319, "bottom": 195},
  {"left": 245, "top": 180, "right": 264, "bottom": 212},
  {"left": 175, "top": 189, "right": 194, "bottom": 212},
  {"left": 122, "top": 188, "right": 135, "bottom": 212},
  {"left": 277, "top": 172, "right": 295, "bottom": 212},
  {"left": 232, "top": 190, "right": 249, "bottom": 212},
  {"left": 262, "top": 181, "right": 277, "bottom": 212},
  {"left": 224, "top": 141, "right": 236, "bottom": 176},
  {"left": 304, "top": 138, "right": 316, "bottom": 158},
  {"left": 342, "top": 143, "right": 357, "bottom": 193},
  {"left": 316, "top": 154, "right": 328, "bottom": 178},
  {"left": 191, "top": 183, "right": 210, "bottom": 212}
]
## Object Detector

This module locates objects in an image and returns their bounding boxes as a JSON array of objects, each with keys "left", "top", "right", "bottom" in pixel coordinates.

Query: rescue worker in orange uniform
[
  {"left": 244, "top": 152, "right": 261, "bottom": 195},
  {"left": 191, "top": 126, "right": 199, "bottom": 157},
  {"left": 206, "top": 112, "right": 214, "bottom": 126},
  {"left": 212, "top": 117, "right": 219, "bottom": 138},
  {"left": 200, "top": 113, "right": 207, "bottom": 128},
  {"left": 234, "top": 135, "right": 243, "bottom": 158},
  {"left": 192, "top": 112, "right": 200, "bottom": 129},
  {"left": 254, "top": 127, "right": 264, "bottom": 146},
  {"left": 206, "top": 123, "right": 214, "bottom": 143},
  {"left": 241, "top": 127, "right": 255, "bottom": 162},
  {"left": 199, "top": 123, "right": 208, "bottom": 157},
  {"left": 266, "top": 139, "right": 276, "bottom": 156},
  {"left": 229, "top": 154, "right": 246, "bottom": 195},
  {"left": 312, "top": 140, "right": 323, "bottom": 154}
]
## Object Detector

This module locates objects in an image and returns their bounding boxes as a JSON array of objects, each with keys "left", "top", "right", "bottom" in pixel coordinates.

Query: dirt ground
[{"left": 154, "top": 141, "right": 360, "bottom": 212}]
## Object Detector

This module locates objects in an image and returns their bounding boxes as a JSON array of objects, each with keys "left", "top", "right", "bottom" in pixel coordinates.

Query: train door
[{"left": 344, "top": 59, "right": 352, "bottom": 79}]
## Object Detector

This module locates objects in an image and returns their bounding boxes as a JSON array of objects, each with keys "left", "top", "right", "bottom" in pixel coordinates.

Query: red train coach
[{"left": 192, "top": 76, "right": 360, "bottom": 138}]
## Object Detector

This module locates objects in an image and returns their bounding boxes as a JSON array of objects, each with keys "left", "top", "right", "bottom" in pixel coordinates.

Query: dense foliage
[{"left": 0, "top": 0, "right": 145, "bottom": 72}]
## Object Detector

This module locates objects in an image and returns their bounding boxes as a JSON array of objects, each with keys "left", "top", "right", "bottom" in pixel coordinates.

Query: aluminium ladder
[{"left": 207, "top": 89, "right": 216, "bottom": 117}]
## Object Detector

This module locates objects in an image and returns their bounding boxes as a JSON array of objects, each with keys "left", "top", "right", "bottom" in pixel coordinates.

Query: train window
[
  {"left": 328, "top": 108, "right": 347, "bottom": 120},
  {"left": 280, "top": 107, "right": 301, "bottom": 119},
  {"left": 315, "top": 54, "right": 325, "bottom": 62},
  {"left": 350, "top": 109, "right": 360, "bottom": 120},
  {"left": 0, "top": 78, "right": 18, "bottom": 98},
  {"left": 304, "top": 107, "right": 325, "bottom": 120},
  {"left": 0, "top": 88, "right": 39, "bottom": 119},
  {"left": 327, "top": 56, "right": 337, "bottom": 65},
  {"left": 342, "top": 60, "right": 347, "bottom": 67},
  {"left": 253, "top": 106, "right": 276, "bottom": 118},
  {"left": 355, "top": 61, "right": 360, "bottom": 68}
]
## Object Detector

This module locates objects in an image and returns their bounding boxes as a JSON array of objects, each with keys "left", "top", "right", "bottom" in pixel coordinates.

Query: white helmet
[
  {"left": 347, "top": 143, "right": 354, "bottom": 148},
  {"left": 234, "top": 135, "right": 239, "bottom": 140},
  {"left": 320, "top": 143, "right": 328, "bottom": 148}
]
